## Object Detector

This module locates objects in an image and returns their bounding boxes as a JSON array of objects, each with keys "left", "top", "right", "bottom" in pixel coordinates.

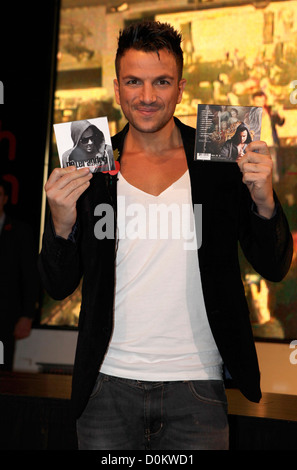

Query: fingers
[
  {"left": 45, "top": 166, "right": 92, "bottom": 192},
  {"left": 237, "top": 141, "right": 273, "bottom": 177},
  {"left": 45, "top": 166, "right": 93, "bottom": 238},
  {"left": 245, "top": 140, "right": 270, "bottom": 156},
  {"left": 54, "top": 180, "right": 91, "bottom": 209},
  {"left": 237, "top": 140, "right": 275, "bottom": 218},
  {"left": 240, "top": 162, "right": 272, "bottom": 186},
  {"left": 45, "top": 166, "right": 76, "bottom": 189},
  {"left": 45, "top": 166, "right": 92, "bottom": 201},
  {"left": 238, "top": 156, "right": 272, "bottom": 188}
]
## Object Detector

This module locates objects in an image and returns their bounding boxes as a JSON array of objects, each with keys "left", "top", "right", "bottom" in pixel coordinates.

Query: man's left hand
[{"left": 237, "top": 141, "right": 275, "bottom": 219}]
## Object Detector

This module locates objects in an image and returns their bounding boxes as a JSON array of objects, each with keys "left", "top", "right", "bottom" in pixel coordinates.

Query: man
[
  {"left": 38, "top": 21, "right": 293, "bottom": 450},
  {"left": 0, "top": 178, "right": 38, "bottom": 370},
  {"left": 61, "top": 120, "right": 114, "bottom": 173},
  {"left": 220, "top": 123, "right": 252, "bottom": 161}
]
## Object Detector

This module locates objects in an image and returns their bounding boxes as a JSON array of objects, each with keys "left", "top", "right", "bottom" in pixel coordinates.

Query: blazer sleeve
[
  {"left": 238, "top": 185, "right": 293, "bottom": 282},
  {"left": 38, "top": 216, "right": 82, "bottom": 300}
]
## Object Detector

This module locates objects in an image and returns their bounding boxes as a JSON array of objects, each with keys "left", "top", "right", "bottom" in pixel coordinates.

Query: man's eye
[
  {"left": 126, "top": 79, "right": 139, "bottom": 85},
  {"left": 157, "top": 80, "right": 170, "bottom": 85}
]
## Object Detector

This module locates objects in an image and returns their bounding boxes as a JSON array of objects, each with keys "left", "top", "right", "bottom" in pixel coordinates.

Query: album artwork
[
  {"left": 194, "top": 104, "right": 262, "bottom": 162},
  {"left": 53, "top": 116, "right": 115, "bottom": 173}
]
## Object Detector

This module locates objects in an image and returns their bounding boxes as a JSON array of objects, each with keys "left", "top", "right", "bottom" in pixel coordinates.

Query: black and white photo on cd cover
[{"left": 54, "top": 116, "right": 115, "bottom": 173}]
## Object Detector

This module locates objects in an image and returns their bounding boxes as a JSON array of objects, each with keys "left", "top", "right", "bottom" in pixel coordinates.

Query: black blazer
[{"left": 38, "top": 118, "right": 293, "bottom": 419}]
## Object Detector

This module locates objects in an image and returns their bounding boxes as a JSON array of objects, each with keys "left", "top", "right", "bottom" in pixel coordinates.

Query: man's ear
[
  {"left": 177, "top": 78, "right": 187, "bottom": 104},
  {"left": 114, "top": 79, "right": 121, "bottom": 106}
]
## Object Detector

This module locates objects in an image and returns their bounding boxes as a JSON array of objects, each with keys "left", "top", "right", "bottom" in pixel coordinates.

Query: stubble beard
[{"left": 122, "top": 104, "right": 176, "bottom": 135}]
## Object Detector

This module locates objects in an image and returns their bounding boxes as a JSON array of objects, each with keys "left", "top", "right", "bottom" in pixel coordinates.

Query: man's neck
[{"left": 124, "top": 118, "right": 182, "bottom": 156}]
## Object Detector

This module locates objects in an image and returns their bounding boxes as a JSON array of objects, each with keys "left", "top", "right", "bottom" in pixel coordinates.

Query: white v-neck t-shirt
[{"left": 100, "top": 170, "right": 222, "bottom": 381}]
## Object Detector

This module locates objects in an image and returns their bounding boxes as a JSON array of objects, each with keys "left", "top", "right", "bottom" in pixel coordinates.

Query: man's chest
[{"left": 120, "top": 148, "right": 188, "bottom": 196}]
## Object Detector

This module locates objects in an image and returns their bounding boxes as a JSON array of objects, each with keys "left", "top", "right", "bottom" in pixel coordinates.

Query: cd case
[
  {"left": 53, "top": 116, "right": 115, "bottom": 173},
  {"left": 194, "top": 104, "right": 262, "bottom": 162}
]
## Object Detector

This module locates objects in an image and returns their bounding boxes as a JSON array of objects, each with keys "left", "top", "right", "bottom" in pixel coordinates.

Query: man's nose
[{"left": 140, "top": 83, "right": 156, "bottom": 104}]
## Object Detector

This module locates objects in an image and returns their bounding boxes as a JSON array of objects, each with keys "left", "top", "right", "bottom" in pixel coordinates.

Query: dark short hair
[
  {"left": 115, "top": 20, "right": 184, "bottom": 79},
  {"left": 252, "top": 90, "right": 267, "bottom": 100},
  {"left": 231, "top": 123, "right": 252, "bottom": 145}
]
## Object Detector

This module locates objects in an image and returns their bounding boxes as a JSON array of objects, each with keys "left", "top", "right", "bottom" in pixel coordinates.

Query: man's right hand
[{"left": 45, "top": 166, "right": 93, "bottom": 239}]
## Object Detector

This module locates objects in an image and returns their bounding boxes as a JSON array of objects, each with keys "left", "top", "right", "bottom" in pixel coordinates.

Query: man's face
[
  {"left": 253, "top": 96, "right": 266, "bottom": 107},
  {"left": 114, "top": 48, "right": 186, "bottom": 134},
  {"left": 0, "top": 186, "right": 8, "bottom": 216},
  {"left": 240, "top": 130, "right": 248, "bottom": 143},
  {"left": 78, "top": 128, "right": 95, "bottom": 153}
]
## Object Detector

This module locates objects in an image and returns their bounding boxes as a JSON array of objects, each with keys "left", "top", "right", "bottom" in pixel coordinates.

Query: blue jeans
[{"left": 76, "top": 373, "right": 229, "bottom": 450}]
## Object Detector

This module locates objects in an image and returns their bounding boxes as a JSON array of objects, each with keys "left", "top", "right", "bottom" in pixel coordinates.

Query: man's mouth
[{"left": 136, "top": 106, "right": 160, "bottom": 115}]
